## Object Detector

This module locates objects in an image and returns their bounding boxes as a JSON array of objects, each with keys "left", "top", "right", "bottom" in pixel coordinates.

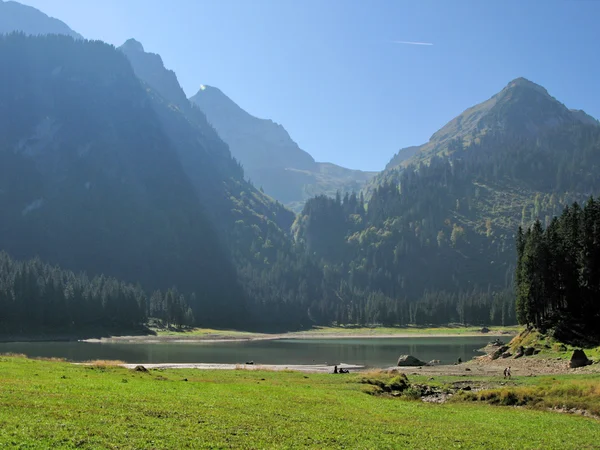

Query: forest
[
  {"left": 516, "top": 198, "right": 600, "bottom": 344},
  {"left": 0, "top": 252, "right": 194, "bottom": 334},
  {"left": 2, "top": 34, "right": 600, "bottom": 333}
]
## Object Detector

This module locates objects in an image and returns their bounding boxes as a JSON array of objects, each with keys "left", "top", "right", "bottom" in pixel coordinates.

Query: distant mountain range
[
  {"left": 0, "top": 0, "right": 374, "bottom": 211},
  {"left": 0, "top": 0, "right": 82, "bottom": 39},
  {"left": 3, "top": 0, "right": 600, "bottom": 329},
  {"left": 190, "top": 85, "right": 375, "bottom": 211}
]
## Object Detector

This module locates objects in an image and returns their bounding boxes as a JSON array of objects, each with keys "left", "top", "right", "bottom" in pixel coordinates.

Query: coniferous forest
[
  {"left": 0, "top": 252, "right": 194, "bottom": 334},
  {"left": 1, "top": 32, "right": 600, "bottom": 335},
  {"left": 516, "top": 198, "right": 600, "bottom": 344}
]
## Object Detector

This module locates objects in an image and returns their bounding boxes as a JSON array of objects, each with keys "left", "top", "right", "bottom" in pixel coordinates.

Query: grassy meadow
[{"left": 0, "top": 355, "right": 598, "bottom": 449}]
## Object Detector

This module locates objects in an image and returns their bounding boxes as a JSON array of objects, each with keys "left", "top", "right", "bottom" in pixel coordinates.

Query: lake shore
[{"left": 80, "top": 326, "right": 518, "bottom": 344}]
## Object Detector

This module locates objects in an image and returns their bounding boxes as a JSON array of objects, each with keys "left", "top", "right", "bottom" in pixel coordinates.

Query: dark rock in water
[
  {"left": 397, "top": 355, "right": 426, "bottom": 367},
  {"left": 480, "top": 327, "right": 490, "bottom": 333},
  {"left": 524, "top": 347, "right": 536, "bottom": 356},
  {"left": 491, "top": 346, "right": 509, "bottom": 360},
  {"left": 134, "top": 365, "right": 148, "bottom": 373},
  {"left": 245, "top": 361, "right": 254, "bottom": 365},
  {"left": 570, "top": 349, "right": 592, "bottom": 368}
]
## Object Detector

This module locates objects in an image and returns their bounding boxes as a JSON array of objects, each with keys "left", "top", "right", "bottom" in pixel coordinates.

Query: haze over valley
[{"left": 1, "top": 2, "right": 599, "bottom": 448}]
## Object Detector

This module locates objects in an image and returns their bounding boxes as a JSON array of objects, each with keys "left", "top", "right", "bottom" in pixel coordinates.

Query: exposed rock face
[
  {"left": 569, "top": 349, "right": 592, "bottom": 368},
  {"left": 397, "top": 355, "right": 426, "bottom": 367},
  {"left": 524, "top": 347, "right": 536, "bottom": 356},
  {"left": 491, "top": 346, "right": 510, "bottom": 360},
  {"left": 515, "top": 346, "right": 525, "bottom": 359}
]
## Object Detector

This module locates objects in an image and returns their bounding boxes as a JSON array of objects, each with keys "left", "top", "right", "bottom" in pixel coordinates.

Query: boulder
[
  {"left": 133, "top": 365, "right": 148, "bottom": 373},
  {"left": 524, "top": 347, "right": 535, "bottom": 356},
  {"left": 397, "top": 355, "right": 426, "bottom": 367},
  {"left": 514, "top": 346, "right": 525, "bottom": 359},
  {"left": 501, "top": 352, "right": 512, "bottom": 358},
  {"left": 480, "top": 327, "right": 490, "bottom": 333},
  {"left": 491, "top": 345, "right": 509, "bottom": 360},
  {"left": 569, "top": 349, "right": 592, "bottom": 368}
]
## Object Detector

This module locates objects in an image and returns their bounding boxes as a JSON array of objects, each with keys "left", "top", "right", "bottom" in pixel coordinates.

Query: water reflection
[{"left": 0, "top": 336, "right": 493, "bottom": 367}]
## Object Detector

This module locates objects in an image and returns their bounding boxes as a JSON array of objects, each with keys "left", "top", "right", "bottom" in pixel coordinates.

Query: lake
[{"left": 0, "top": 336, "right": 494, "bottom": 367}]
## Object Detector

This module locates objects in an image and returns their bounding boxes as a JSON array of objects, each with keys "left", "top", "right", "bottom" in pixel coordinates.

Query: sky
[{"left": 15, "top": 0, "right": 600, "bottom": 171}]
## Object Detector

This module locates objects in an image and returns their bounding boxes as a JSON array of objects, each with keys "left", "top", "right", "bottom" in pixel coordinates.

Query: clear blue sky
[{"left": 17, "top": 0, "right": 600, "bottom": 171}]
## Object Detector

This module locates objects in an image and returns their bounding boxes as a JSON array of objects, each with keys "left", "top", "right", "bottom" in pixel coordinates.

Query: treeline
[
  {"left": 516, "top": 198, "right": 600, "bottom": 341},
  {"left": 0, "top": 252, "right": 194, "bottom": 334},
  {"left": 293, "top": 185, "right": 516, "bottom": 326}
]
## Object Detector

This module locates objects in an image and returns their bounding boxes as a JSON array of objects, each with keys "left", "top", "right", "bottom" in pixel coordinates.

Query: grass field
[
  {"left": 291, "top": 325, "right": 521, "bottom": 336},
  {"left": 0, "top": 355, "right": 598, "bottom": 449}
]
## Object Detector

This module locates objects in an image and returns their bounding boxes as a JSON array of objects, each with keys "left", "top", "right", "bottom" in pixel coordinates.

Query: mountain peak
[
  {"left": 501, "top": 77, "right": 549, "bottom": 96},
  {"left": 121, "top": 38, "right": 144, "bottom": 53}
]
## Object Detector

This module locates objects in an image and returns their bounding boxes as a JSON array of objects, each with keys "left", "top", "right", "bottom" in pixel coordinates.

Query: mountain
[
  {"left": 384, "top": 78, "right": 599, "bottom": 171},
  {"left": 0, "top": 34, "right": 239, "bottom": 316},
  {"left": 190, "top": 85, "right": 375, "bottom": 210},
  {"left": 384, "top": 146, "right": 420, "bottom": 171},
  {"left": 293, "top": 78, "right": 600, "bottom": 326},
  {"left": 0, "top": 33, "right": 335, "bottom": 329},
  {"left": 0, "top": 0, "right": 82, "bottom": 39}
]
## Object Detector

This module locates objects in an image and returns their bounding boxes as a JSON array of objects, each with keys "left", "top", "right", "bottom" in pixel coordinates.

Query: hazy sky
[{"left": 16, "top": 0, "right": 600, "bottom": 171}]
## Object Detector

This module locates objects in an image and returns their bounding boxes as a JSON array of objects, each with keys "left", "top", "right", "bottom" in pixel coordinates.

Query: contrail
[{"left": 391, "top": 40, "right": 433, "bottom": 46}]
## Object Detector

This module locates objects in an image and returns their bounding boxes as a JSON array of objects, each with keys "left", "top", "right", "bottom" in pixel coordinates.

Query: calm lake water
[{"left": 0, "top": 336, "right": 494, "bottom": 367}]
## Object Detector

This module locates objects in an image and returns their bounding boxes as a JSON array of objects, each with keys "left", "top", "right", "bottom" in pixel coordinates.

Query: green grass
[
  {"left": 290, "top": 324, "right": 521, "bottom": 336},
  {"left": 152, "top": 326, "right": 265, "bottom": 339},
  {"left": 455, "top": 375, "right": 600, "bottom": 416},
  {"left": 0, "top": 356, "right": 598, "bottom": 449},
  {"left": 508, "top": 328, "right": 600, "bottom": 361}
]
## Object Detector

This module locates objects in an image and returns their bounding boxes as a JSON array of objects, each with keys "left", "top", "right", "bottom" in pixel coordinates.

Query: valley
[{"left": 1, "top": 1, "right": 600, "bottom": 448}]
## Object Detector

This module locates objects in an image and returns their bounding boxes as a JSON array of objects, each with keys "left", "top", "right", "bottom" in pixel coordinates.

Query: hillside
[
  {"left": 190, "top": 85, "right": 375, "bottom": 210},
  {"left": 0, "top": 34, "right": 242, "bottom": 319},
  {"left": 0, "top": 33, "right": 337, "bottom": 329},
  {"left": 383, "top": 78, "right": 599, "bottom": 172},
  {"left": 294, "top": 78, "right": 600, "bottom": 325},
  {"left": 0, "top": 0, "right": 82, "bottom": 38}
]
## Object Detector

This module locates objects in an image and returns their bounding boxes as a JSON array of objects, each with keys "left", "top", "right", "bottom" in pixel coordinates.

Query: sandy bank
[
  {"left": 82, "top": 331, "right": 514, "bottom": 344},
  {"left": 116, "top": 362, "right": 364, "bottom": 374}
]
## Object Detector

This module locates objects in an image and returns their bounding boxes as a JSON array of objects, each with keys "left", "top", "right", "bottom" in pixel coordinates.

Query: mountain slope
[
  {"left": 0, "top": 34, "right": 242, "bottom": 322},
  {"left": 294, "top": 78, "right": 600, "bottom": 325},
  {"left": 190, "top": 85, "right": 375, "bottom": 209},
  {"left": 384, "top": 78, "right": 599, "bottom": 171},
  {"left": 0, "top": 0, "right": 82, "bottom": 38}
]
